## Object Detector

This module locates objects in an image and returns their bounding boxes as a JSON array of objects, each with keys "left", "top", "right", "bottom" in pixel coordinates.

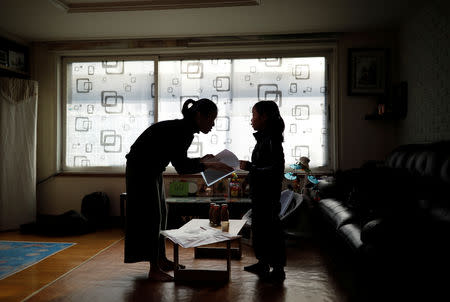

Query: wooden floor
[
  {"left": 0, "top": 228, "right": 124, "bottom": 302},
  {"left": 1, "top": 227, "right": 365, "bottom": 302}
]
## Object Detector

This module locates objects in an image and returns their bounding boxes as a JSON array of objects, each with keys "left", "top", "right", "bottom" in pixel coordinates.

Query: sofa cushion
[
  {"left": 337, "top": 223, "right": 363, "bottom": 251},
  {"left": 360, "top": 219, "right": 385, "bottom": 245},
  {"left": 318, "top": 198, "right": 354, "bottom": 229},
  {"left": 316, "top": 178, "right": 338, "bottom": 200}
]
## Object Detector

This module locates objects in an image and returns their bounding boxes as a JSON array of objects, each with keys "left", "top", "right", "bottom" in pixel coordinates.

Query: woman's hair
[
  {"left": 181, "top": 98, "right": 218, "bottom": 120},
  {"left": 253, "top": 100, "right": 285, "bottom": 141}
]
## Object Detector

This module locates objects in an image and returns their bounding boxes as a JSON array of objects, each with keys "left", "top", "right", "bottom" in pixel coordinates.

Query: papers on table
[
  {"left": 201, "top": 149, "right": 240, "bottom": 186},
  {"left": 161, "top": 224, "right": 240, "bottom": 248}
]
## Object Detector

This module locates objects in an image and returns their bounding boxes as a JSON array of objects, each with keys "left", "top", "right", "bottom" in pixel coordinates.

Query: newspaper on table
[
  {"left": 161, "top": 224, "right": 240, "bottom": 248},
  {"left": 201, "top": 149, "right": 240, "bottom": 186}
]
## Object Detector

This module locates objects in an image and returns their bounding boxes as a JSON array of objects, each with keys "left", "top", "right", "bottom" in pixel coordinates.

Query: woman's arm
[
  {"left": 172, "top": 152, "right": 233, "bottom": 174},
  {"left": 171, "top": 152, "right": 205, "bottom": 174}
]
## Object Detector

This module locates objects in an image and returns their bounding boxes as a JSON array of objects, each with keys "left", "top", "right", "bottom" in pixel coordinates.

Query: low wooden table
[{"left": 169, "top": 219, "right": 246, "bottom": 283}]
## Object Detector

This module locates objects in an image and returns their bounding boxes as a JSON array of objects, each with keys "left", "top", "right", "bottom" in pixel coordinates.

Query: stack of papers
[
  {"left": 161, "top": 224, "right": 240, "bottom": 248},
  {"left": 201, "top": 149, "right": 240, "bottom": 186}
]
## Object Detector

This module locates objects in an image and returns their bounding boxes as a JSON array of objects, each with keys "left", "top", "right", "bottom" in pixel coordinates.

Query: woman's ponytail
[
  {"left": 181, "top": 99, "right": 197, "bottom": 119},
  {"left": 181, "top": 98, "right": 217, "bottom": 121}
]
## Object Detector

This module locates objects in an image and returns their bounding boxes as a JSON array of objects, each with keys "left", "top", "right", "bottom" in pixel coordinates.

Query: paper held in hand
[{"left": 201, "top": 149, "right": 239, "bottom": 186}]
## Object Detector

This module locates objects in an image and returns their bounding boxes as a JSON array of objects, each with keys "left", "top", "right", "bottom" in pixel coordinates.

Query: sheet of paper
[
  {"left": 160, "top": 225, "right": 240, "bottom": 248},
  {"left": 200, "top": 149, "right": 239, "bottom": 186}
]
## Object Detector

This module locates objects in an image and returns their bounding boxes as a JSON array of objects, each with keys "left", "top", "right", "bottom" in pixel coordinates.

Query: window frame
[{"left": 60, "top": 47, "right": 338, "bottom": 174}]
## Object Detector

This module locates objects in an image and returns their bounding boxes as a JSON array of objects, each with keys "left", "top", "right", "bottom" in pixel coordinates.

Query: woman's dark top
[
  {"left": 126, "top": 119, "right": 205, "bottom": 175},
  {"left": 247, "top": 130, "right": 285, "bottom": 198}
]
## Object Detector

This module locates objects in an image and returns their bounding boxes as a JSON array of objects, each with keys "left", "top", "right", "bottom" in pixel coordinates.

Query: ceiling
[
  {"left": 50, "top": 0, "right": 260, "bottom": 13},
  {"left": 0, "top": 0, "right": 421, "bottom": 43}
]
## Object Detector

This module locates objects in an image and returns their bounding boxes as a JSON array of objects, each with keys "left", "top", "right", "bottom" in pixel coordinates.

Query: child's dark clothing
[{"left": 246, "top": 130, "right": 286, "bottom": 267}]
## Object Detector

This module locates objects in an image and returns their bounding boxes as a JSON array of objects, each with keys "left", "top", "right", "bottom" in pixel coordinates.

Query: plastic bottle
[{"left": 229, "top": 173, "right": 240, "bottom": 198}]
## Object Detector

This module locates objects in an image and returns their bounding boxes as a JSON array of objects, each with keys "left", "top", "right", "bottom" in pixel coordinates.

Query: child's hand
[{"left": 240, "top": 160, "right": 250, "bottom": 171}]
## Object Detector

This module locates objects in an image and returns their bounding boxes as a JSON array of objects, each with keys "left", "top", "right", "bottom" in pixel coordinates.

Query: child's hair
[
  {"left": 181, "top": 98, "right": 217, "bottom": 120},
  {"left": 253, "top": 100, "right": 285, "bottom": 141}
]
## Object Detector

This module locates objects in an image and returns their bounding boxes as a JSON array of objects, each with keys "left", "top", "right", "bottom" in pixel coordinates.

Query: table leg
[
  {"left": 238, "top": 238, "right": 242, "bottom": 258},
  {"left": 173, "top": 242, "right": 179, "bottom": 276},
  {"left": 226, "top": 240, "right": 231, "bottom": 278}
]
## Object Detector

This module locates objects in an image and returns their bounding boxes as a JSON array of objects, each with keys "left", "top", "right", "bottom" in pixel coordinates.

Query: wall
[
  {"left": 37, "top": 176, "right": 125, "bottom": 216},
  {"left": 397, "top": 0, "right": 450, "bottom": 143},
  {"left": 337, "top": 32, "right": 399, "bottom": 169},
  {"left": 31, "top": 43, "right": 59, "bottom": 182}
]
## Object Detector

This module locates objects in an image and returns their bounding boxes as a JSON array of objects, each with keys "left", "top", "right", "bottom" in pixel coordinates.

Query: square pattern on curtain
[
  {"left": 64, "top": 57, "right": 328, "bottom": 170},
  {"left": 159, "top": 58, "right": 328, "bottom": 168},
  {"left": 65, "top": 60, "right": 155, "bottom": 169}
]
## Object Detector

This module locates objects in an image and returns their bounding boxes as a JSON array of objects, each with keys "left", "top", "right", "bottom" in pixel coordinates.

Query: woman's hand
[
  {"left": 203, "top": 161, "right": 234, "bottom": 173},
  {"left": 240, "top": 160, "right": 250, "bottom": 171},
  {"left": 200, "top": 154, "right": 233, "bottom": 172}
]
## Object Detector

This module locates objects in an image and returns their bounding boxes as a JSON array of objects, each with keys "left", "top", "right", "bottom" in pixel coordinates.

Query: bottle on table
[
  {"left": 209, "top": 202, "right": 216, "bottom": 225},
  {"left": 220, "top": 204, "right": 229, "bottom": 232},
  {"left": 212, "top": 204, "right": 221, "bottom": 226}
]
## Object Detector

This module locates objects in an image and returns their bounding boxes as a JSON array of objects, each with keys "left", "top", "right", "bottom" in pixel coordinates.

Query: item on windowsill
[
  {"left": 188, "top": 182, "right": 198, "bottom": 196},
  {"left": 307, "top": 175, "right": 319, "bottom": 185},
  {"left": 213, "top": 178, "right": 228, "bottom": 197},
  {"left": 205, "top": 186, "right": 213, "bottom": 196},
  {"left": 169, "top": 181, "right": 189, "bottom": 197},
  {"left": 284, "top": 156, "right": 319, "bottom": 194},
  {"left": 229, "top": 172, "right": 241, "bottom": 198}
]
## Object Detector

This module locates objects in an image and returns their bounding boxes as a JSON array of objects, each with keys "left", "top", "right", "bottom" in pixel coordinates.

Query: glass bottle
[
  {"left": 220, "top": 204, "right": 229, "bottom": 232},
  {"left": 209, "top": 203, "right": 216, "bottom": 225},
  {"left": 213, "top": 204, "right": 221, "bottom": 226},
  {"left": 220, "top": 204, "right": 229, "bottom": 222}
]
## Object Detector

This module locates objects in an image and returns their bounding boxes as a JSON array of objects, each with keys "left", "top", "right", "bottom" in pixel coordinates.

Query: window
[
  {"left": 63, "top": 55, "right": 330, "bottom": 172},
  {"left": 64, "top": 60, "right": 155, "bottom": 170}
]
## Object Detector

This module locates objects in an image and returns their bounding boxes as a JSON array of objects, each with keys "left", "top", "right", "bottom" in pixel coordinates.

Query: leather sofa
[{"left": 310, "top": 141, "right": 450, "bottom": 296}]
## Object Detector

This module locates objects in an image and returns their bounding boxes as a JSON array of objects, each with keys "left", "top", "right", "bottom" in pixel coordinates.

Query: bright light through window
[
  {"left": 158, "top": 58, "right": 328, "bottom": 168},
  {"left": 64, "top": 57, "right": 328, "bottom": 171},
  {"left": 65, "top": 60, "right": 154, "bottom": 169}
]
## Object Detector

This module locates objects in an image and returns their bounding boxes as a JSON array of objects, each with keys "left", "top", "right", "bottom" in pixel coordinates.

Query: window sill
[{"left": 59, "top": 172, "right": 125, "bottom": 177}]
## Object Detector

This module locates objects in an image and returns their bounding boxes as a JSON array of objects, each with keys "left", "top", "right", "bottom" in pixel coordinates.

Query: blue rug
[{"left": 0, "top": 241, "right": 75, "bottom": 280}]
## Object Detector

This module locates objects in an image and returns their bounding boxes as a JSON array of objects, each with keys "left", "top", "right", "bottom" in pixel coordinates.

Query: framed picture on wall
[
  {"left": 348, "top": 48, "right": 388, "bottom": 95},
  {"left": 8, "top": 50, "right": 26, "bottom": 71}
]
